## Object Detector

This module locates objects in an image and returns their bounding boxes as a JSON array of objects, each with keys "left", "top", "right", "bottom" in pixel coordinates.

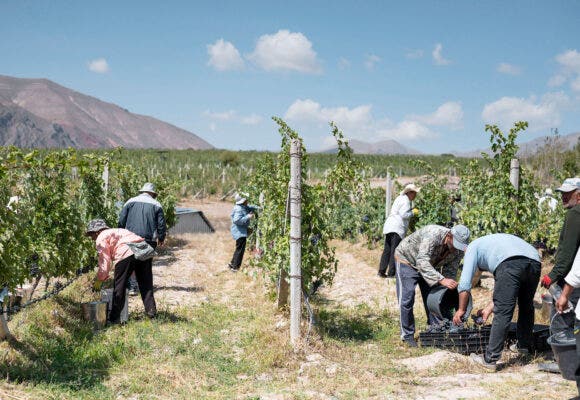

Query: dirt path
[{"left": 137, "top": 197, "right": 575, "bottom": 399}]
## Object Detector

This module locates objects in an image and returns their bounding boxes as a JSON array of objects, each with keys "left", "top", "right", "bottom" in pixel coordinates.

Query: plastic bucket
[
  {"left": 426, "top": 286, "right": 473, "bottom": 321},
  {"left": 541, "top": 294, "right": 553, "bottom": 322},
  {"left": 81, "top": 301, "right": 108, "bottom": 330},
  {"left": 547, "top": 334, "right": 577, "bottom": 381},
  {"left": 101, "top": 288, "right": 129, "bottom": 323}
]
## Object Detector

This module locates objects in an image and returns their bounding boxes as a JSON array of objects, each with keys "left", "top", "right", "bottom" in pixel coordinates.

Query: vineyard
[
  {"left": 0, "top": 119, "right": 579, "bottom": 399},
  {"left": 1, "top": 119, "right": 578, "bottom": 306}
]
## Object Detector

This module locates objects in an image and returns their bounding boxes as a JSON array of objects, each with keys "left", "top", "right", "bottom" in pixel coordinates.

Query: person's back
[{"left": 119, "top": 191, "right": 166, "bottom": 245}]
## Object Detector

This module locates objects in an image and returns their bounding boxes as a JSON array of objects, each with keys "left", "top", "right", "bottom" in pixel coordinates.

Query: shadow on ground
[
  {"left": 316, "top": 308, "right": 379, "bottom": 341},
  {"left": 154, "top": 285, "right": 204, "bottom": 293}
]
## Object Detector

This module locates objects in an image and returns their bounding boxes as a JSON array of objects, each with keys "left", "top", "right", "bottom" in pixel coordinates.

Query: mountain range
[
  {"left": 322, "top": 139, "right": 421, "bottom": 155},
  {"left": 323, "top": 132, "right": 579, "bottom": 156},
  {"left": 1, "top": 75, "right": 578, "bottom": 156},
  {"left": 0, "top": 75, "right": 213, "bottom": 149}
]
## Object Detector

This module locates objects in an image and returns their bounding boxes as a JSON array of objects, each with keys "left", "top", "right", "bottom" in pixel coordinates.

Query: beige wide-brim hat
[
  {"left": 138, "top": 182, "right": 157, "bottom": 195},
  {"left": 401, "top": 183, "right": 421, "bottom": 196},
  {"left": 234, "top": 193, "right": 247, "bottom": 205}
]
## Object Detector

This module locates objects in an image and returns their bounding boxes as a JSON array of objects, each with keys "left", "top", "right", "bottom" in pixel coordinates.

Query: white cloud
[
  {"left": 375, "top": 120, "right": 434, "bottom": 140},
  {"left": 247, "top": 30, "right": 322, "bottom": 74},
  {"left": 548, "top": 74, "right": 567, "bottom": 87},
  {"left": 432, "top": 43, "right": 451, "bottom": 66},
  {"left": 549, "top": 49, "right": 580, "bottom": 92},
  {"left": 481, "top": 92, "right": 570, "bottom": 131},
  {"left": 203, "top": 110, "right": 236, "bottom": 120},
  {"left": 338, "top": 57, "right": 351, "bottom": 70},
  {"left": 204, "top": 109, "right": 262, "bottom": 125},
  {"left": 571, "top": 76, "right": 580, "bottom": 92},
  {"left": 241, "top": 114, "right": 262, "bottom": 125},
  {"left": 497, "top": 62, "right": 522, "bottom": 76},
  {"left": 88, "top": 58, "right": 109, "bottom": 73},
  {"left": 556, "top": 49, "right": 580, "bottom": 73},
  {"left": 405, "top": 49, "right": 424, "bottom": 59},
  {"left": 285, "top": 99, "right": 373, "bottom": 131},
  {"left": 364, "top": 54, "right": 381, "bottom": 70},
  {"left": 209, "top": 122, "right": 217, "bottom": 132},
  {"left": 409, "top": 101, "right": 463, "bottom": 129},
  {"left": 207, "top": 39, "right": 244, "bottom": 71},
  {"left": 284, "top": 99, "right": 464, "bottom": 142}
]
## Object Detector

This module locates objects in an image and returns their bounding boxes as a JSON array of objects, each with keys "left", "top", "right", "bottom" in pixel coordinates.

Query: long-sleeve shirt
[
  {"left": 95, "top": 228, "right": 144, "bottom": 280},
  {"left": 458, "top": 234, "right": 540, "bottom": 292},
  {"left": 230, "top": 204, "right": 258, "bottom": 240},
  {"left": 395, "top": 225, "right": 463, "bottom": 286},
  {"left": 564, "top": 248, "right": 580, "bottom": 319},
  {"left": 548, "top": 204, "right": 580, "bottom": 283},
  {"left": 118, "top": 193, "right": 166, "bottom": 243},
  {"left": 382, "top": 194, "right": 413, "bottom": 238}
]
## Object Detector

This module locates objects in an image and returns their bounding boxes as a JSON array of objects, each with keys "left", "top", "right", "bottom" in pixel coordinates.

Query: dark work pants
[
  {"left": 110, "top": 255, "right": 157, "bottom": 323},
  {"left": 396, "top": 260, "right": 439, "bottom": 340},
  {"left": 551, "top": 283, "right": 580, "bottom": 335},
  {"left": 127, "top": 240, "right": 157, "bottom": 290},
  {"left": 379, "top": 233, "right": 402, "bottom": 276},
  {"left": 230, "top": 237, "right": 247, "bottom": 269},
  {"left": 485, "top": 257, "right": 541, "bottom": 363}
]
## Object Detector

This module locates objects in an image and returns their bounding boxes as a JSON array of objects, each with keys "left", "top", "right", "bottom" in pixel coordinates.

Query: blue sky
[{"left": 1, "top": 1, "right": 579, "bottom": 153}]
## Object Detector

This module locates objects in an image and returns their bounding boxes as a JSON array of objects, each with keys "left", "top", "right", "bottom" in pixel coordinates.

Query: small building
[{"left": 169, "top": 207, "right": 215, "bottom": 235}]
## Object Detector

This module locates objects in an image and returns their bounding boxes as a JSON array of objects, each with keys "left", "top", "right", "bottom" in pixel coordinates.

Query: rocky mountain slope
[{"left": 0, "top": 75, "right": 213, "bottom": 149}]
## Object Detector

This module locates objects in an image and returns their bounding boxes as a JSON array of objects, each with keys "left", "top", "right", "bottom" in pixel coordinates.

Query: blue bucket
[{"left": 547, "top": 334, "right": 577, "bottom": 381}]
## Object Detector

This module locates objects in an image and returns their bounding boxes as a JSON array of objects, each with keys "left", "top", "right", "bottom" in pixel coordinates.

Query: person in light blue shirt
[{"left": 452, "top": 233, "right": 541, "bottom": 370}]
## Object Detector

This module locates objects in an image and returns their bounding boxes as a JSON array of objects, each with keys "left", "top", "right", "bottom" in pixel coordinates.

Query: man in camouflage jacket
[{"left": 394, "top": 224, "right": 470, "bottom": 346}]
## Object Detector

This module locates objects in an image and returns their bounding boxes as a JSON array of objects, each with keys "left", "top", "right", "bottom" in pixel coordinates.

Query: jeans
[
  {"left": 379, "top": 233, "right": 402, "bottom": 276},
  {"left": 396, "top": 260, "right": 440, "bottom": 340},
  {"left": 485, "top": 257, "right": 541, "bottom": 363}
]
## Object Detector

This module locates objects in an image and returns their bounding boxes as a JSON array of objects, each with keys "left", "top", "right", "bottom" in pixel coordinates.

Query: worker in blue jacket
[{"left": 228, "top": 193, "right": 258, "bottom": 272}]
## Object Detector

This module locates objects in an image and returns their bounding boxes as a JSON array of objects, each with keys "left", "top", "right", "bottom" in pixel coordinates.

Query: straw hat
[{"left": 401, "top": 183, "right": 421, "bottom": 196}]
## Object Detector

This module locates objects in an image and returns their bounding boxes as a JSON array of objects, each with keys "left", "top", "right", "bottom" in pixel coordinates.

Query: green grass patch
[{"left": 0, "top": 279, "right": 292, "bottom": 399}]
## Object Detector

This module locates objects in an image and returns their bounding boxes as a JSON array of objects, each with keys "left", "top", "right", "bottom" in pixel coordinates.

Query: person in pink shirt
[{"left": 85, "top": 219, "right": 157, "bottom": 323}]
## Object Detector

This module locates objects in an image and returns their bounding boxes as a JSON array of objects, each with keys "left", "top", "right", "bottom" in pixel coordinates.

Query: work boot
[
  {"left": 403, "top": 337, "right": 418, "bottom": 348},
  {"left": 377, "top": 271, "right": 387, "bottom": 278}
]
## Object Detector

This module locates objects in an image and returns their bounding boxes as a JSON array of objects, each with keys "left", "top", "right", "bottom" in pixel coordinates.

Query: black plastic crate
[
  {"left": 507, "top": 323, "right": 550, "bottom": 352},
  {"left": 419, "top": 326, "right": 492, "bottom": 355}
]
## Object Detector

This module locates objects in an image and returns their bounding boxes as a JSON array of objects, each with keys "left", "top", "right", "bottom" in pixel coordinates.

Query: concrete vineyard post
[
  {"left": 0, "top": 313, "right": 10, "bottom": 341},
  {"left": 289, "top": 139, "right": 302, "bottom": 346},
  {"left": 102, "top": 162, "right": 109, "bottom": 194},
  {"left": 510, "top": 159, "right": 520, "bottom": 191}
]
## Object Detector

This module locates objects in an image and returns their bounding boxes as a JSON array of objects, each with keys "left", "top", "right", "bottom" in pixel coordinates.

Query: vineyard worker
[
  {"left": 86, "top": 219, "right": 157, "bottom": 323},
  {"left": 538, "top": 188, "right": 558, "bottom": 212},
  {"left": 540, "top": 177, "right": 580, "bottom": 342},
  {"left": 555, "top": 248, "right": 580, "bottom": 398},
  {"left": 118, "top": 182, "right": 166, "bottom": 307},
  {"left": 378, "top": 183, "right": 420, "bottom": 278},
  {"left": 394, "top": 224, "right": 470, "bottom": 347},
  {"left": 228, "top": 193, "right": 258, "bottom": 272},
  {"left": 451, "top": 234, "right": 541, "bottom": 371}
]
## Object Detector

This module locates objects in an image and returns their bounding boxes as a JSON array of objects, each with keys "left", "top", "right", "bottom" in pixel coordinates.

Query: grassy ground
[{"left": 0, "top": 199, "right": 576, "bottom": 399}]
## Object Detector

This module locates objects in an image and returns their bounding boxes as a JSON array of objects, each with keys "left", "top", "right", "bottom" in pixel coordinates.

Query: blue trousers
[{"left": 396, "top": 260, "right": 441, "bottom": 340}]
